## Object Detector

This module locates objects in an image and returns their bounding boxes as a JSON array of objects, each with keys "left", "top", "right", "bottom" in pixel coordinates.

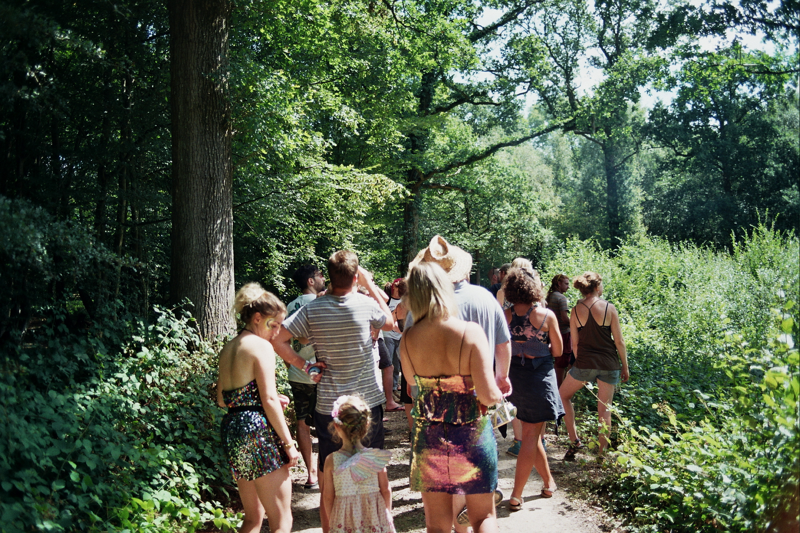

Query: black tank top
[{"left": 573, "top": 301, "right": 619, "bottom": 371}]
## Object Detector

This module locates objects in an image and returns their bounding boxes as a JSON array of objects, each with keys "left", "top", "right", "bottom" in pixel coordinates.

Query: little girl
[{"left": 322, "top": 395, "right": 396, "bottom": 533}]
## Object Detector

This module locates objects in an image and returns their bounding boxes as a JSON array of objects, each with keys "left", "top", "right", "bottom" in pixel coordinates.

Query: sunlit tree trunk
[{"left": 168, "top": 0, "right": 235, "bottom": 338}]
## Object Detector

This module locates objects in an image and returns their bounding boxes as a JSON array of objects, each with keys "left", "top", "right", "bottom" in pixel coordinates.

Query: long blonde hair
[{"left": 403, "top": 262, "right": 459, "bottom": 323}]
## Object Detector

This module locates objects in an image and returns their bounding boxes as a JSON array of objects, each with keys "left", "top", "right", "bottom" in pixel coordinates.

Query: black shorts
[
  {"left": 314, "top": 404, "right": 384, "bottom": 472},
  {"left": 288, "top": 381, "right": 317, "bottom": 426},
  {"left": 377, "top": 338, "right": 392, "bottom": 370}
]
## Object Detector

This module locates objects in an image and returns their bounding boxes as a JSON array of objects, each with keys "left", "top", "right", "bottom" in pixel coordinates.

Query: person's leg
[
  {"left": 451, "top": 495, "right": 469, "bottom": 533},
  {"left": 235, "top": 478, "right": 265, "bottom": 533},
  {"left": 421, "top": 492, "right": 455, "bottom": 533},
  {"left": 383, "top": 366, "right": 403, "bottom": 410},
  {"left": 296, "top": 419, "right": 317, "bottom": 485},
  {"left": 385, "top": 336, "right": 401, "bottom": 390},
  {"left": 596, "top": 379, "right": 616, "bottom": 454},
  {"left": 253, "top": 465, "right": 293, "bottom": 533},
  {"left": 559, "top": 373, "right": 586, "bottom": 444},
  {"left": 506, "top": 418, "right": 523, "bottom": 455},
  {"left": 510, "top": 421, "right": 552, "bottom": 501},
  {"left": 314, "top": 410, "right": 338, "bottom": 532},
  {"left": 464, "top": 493, "right": 499, "bottom": 533}
]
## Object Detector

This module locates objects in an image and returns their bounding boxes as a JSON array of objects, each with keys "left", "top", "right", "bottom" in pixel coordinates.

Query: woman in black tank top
[{"left": 558, "top": 272, "right": 629, "bottom": 460}]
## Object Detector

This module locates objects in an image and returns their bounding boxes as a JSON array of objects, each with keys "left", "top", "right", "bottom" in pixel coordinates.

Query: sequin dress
[
  {"left": 220, "top": 380, "right": 288, "bottom": 481},
  {"left": 410, "top": 374, "right": 498, "bottom": 494},
  {"left": 329, "top": 448, "right": 396, "bottom": 533}
]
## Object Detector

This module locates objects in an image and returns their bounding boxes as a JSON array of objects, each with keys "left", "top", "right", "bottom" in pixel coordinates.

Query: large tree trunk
[{"left": 168, "top": 0, "right": 235, "bottom": 339}]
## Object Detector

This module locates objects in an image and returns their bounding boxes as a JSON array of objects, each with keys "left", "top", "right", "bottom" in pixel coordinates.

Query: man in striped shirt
[{"left": 272, "top": 250, "right": 393, "bottom": 530}]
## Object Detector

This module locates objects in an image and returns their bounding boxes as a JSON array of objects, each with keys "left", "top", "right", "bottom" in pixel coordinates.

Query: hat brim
[{"left": 408, "top": 237, "right": 473, "bottom": 283}]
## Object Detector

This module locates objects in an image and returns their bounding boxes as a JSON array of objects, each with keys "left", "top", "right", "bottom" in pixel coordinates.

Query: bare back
[
  {"left": 400, "top": 316, "right": 502, "bottom": 407},
  {"left": 572, "top": 298, "right": 616, "bottom": 328},
  {"left": 217, "top": 332, "right": 275, "bottom": 392}
]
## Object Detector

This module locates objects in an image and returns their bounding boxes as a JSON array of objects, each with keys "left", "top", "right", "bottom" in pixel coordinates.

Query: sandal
[
  {"left": 540, "top": 485, "right": 557, "bottom": 498},
  {"left": 509, "top": 496, "right": 523, "bottom": 512}
]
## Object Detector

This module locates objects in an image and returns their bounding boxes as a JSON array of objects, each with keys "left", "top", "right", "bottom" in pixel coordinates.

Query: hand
[
  {"left": 621, "top": 366, "right": 630, "bottom": 383},
  {"left": 496, "top": 376, "right": 512, "bottom": 396},
  {"left": 278, "top": 394, "right": 290, "bottom": 409},
  {"left": 308, "top": 361, "right": 327, "bottom": 383},
  {"left": 286, "top": 445, "right": 300, "bottom": 467},
  {"left": 357, "top": 266, "right": 373, "bottom": 287}
]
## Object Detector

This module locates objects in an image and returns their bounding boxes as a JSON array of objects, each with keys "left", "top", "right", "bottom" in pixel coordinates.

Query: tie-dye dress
[{"left": 409, "top": 374, "right": 498, "bottom": 494}]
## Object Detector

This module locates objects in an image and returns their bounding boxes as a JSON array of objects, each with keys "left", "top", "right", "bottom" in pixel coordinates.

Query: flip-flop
[
  {"left": 385, "top": 405, "right": 404, "bottom": 412},
  {"left": 540, "top": 485, "right": 557, "bottom": 498},
  {"left": 303, "top": 481, "right": 319, "bottom": 490}
]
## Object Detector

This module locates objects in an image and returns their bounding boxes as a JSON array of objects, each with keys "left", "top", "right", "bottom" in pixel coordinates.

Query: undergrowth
[{"left": 543, "top": 223, "right": 799, "bottom": 532}]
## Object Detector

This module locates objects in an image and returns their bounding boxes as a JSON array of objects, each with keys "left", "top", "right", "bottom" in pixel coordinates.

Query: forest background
[{"left": 1, "top": 0, "right": 798, "bottom": 531}]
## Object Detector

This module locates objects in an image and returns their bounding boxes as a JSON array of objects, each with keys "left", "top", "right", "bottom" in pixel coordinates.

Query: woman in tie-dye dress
[{"left": 400, "top": 262, "right": 504, "bottom": 533}]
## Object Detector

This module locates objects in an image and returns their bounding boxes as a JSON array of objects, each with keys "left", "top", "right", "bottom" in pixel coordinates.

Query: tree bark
[{"left": 168, "top": 0, "right": 235, "bottom": 338}]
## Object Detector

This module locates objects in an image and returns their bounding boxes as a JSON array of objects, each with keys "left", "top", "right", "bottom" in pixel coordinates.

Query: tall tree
[
  {"left": 531, "top": 0, "right": 661, "bottom": 246},
  {"left": 168, "top": 0, "right": 235, "bottom": 338}
]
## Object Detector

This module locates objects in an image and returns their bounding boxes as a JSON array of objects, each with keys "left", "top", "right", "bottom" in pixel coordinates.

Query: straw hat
[{"left": 408, "top": 235, "right": 473, "bottom": 283}]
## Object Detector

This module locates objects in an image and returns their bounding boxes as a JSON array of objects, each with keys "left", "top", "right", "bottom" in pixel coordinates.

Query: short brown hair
[
  {"left": 328, "top": 250, "right": 359, "bottom": 289},
  {"left": 573, "top": 271, "right": 602, "bottom": 296},
  {"left": 504, "top": 268, "right": 543, "bottom": 305}
]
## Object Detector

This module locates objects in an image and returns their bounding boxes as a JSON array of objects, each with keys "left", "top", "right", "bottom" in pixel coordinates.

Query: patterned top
[
  {"left": 509, "top": 306, "right": 552, "bottom": 359},
  {"left": 222, "top": 379, "right": 261, "bottom": 408},
  {"left": 283, "top": 292, "right": 387, "bottom": 414},
  {"left": 412, "top": 375, "right": 482, "bottom": 424}
]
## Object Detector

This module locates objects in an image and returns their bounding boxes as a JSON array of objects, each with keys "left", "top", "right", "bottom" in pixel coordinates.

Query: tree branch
[{"left": 425, "top": 119, "right": 574, "bottom": 179}]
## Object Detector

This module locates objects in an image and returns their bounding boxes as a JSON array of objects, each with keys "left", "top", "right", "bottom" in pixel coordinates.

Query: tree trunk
[
  {"left": 168, "top": 0, "right": 235, "bottom": 339},
  {"left": 603, "top": 139, "right": 623, "bottom": 248}
]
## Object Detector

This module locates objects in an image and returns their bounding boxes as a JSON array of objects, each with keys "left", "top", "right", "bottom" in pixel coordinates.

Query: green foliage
[
  {"left": 0, "top": 305, "right": 241, "bottom": 532},
  {"left": 542, "top": 223, "right": 799, "bottom": 532}
]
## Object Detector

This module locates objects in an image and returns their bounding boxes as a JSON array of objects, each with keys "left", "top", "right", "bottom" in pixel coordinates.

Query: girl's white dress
[{"left": 329, "top": 447, "right": 396, "bottom": 533}]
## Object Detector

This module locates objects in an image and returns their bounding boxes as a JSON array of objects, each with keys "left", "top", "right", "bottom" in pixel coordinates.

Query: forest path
[{"left": 285, "top": 409, "right": 623, "bottom": 533}]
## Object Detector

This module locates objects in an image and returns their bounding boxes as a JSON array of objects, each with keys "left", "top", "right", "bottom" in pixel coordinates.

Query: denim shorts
[{"left": 569, "top": 366, "right": 621, "bottom": 386}]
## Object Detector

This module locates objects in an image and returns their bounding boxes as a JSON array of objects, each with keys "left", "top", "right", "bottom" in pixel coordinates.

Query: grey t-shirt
[{"left": 282, "top": 291, "right": 387, "bottom": 414}]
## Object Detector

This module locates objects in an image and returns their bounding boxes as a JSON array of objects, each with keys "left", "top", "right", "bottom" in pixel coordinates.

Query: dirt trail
[{"left": 284, "top": 409, "right": 622, "bottom": 533}]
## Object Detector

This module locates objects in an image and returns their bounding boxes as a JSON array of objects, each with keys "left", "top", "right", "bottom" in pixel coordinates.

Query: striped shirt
[{"left": 282, "top": 291, "right": 387, "bottom": 413}]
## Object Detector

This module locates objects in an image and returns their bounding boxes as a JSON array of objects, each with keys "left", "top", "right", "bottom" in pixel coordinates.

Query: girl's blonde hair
[
  {"left": 403, "top": 262, "right": 459, "bottom": 323},
  {"left": 232, "top": 282, "right": 286, "bottom": 327},
  {"left": 329, "top": 395, "right": 371, "bottom": 447}
]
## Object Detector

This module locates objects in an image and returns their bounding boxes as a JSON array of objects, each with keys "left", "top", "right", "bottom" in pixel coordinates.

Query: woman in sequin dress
[
  {"left": 217, "top": 283, "right": 301, "bottom": 533},
  {"left": 400, "top": 262, "right": 504, "bottom": 533},
  {"left": 503, "top": 268, "right": 564, "bottom": 512}
]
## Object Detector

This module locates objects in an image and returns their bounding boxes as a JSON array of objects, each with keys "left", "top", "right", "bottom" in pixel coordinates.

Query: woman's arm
[
  {"left": 322, "top": 456, "right": 336, "bottom": 531},
  {"left": 546, "top": 311, "right": 563, "bottom": 358},
  {"left": 254, "top": 344, "right": 300, "bottom": 466},
  {"left": 467, "top": 323, "right": 503, "bottom": 407},
  {"left": 378, "top": 469, "right": 392, "bottom": 511},
  {"left": 609, "top": 305, "right": 629, "bottom": 382}
]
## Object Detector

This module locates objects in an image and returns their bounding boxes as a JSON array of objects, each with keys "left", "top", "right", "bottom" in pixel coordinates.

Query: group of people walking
[{"left": 215, "top": 236, "right": 629, "bottom": 533}]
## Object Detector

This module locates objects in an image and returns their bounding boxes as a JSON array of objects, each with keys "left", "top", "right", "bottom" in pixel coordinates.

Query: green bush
[
  {"left": 0, "top": 305, "right": 240, "bottom": 532},
  {"left": 542, "top": 223, "right": 799, "bottom": 532}
]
